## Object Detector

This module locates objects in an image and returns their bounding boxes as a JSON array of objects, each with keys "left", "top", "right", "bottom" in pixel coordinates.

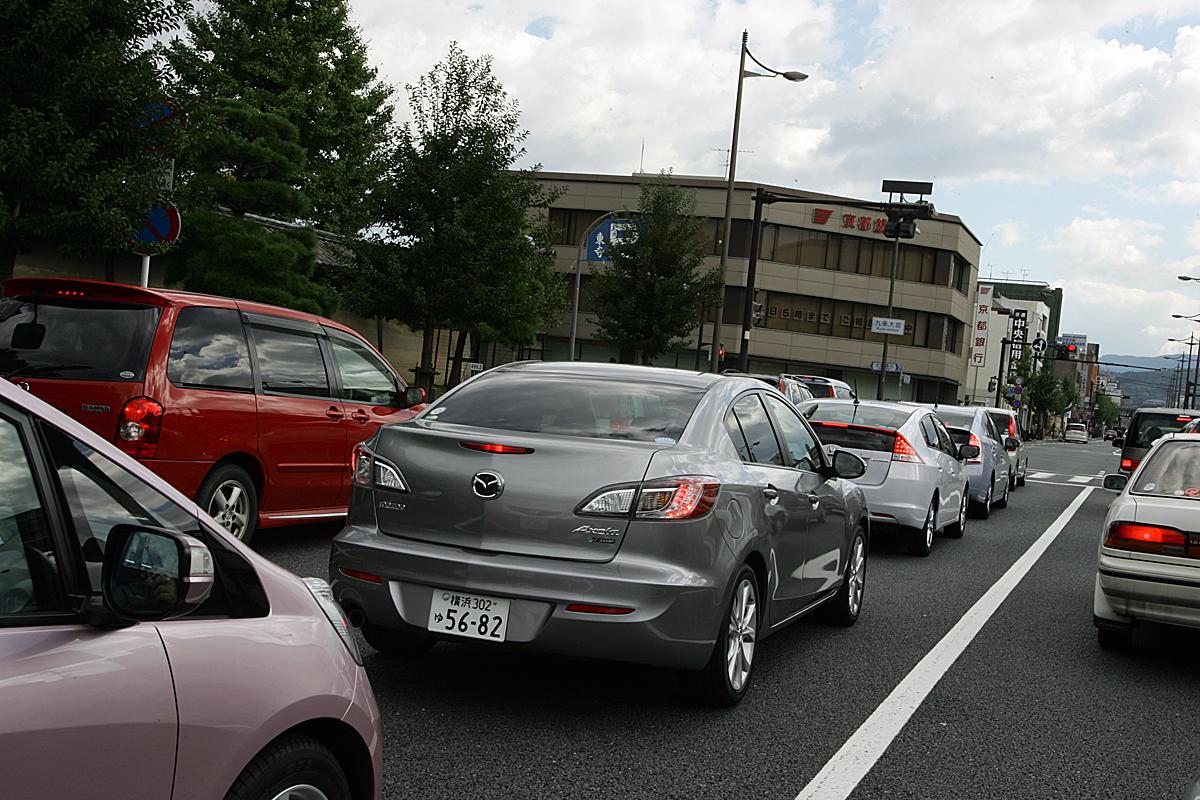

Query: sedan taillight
[
  {"left": 968, "top": 433, "right": 983, "bottom": 464},
  {"left": 116, "top": 396, "right": 163, "bottom": 458},
  {"left": 351, "top": 443, "right": 408, "bottom": 492},
  {"left": 579, "top": 476, "right": 720, "bottom": 520},
  {"left": 1104, "top": 522, "right": 1189, "bottom": 557}
]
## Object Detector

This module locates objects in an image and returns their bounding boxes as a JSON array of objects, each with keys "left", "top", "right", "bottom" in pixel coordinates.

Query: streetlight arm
[{"left": 744, "top": 47, "right": 808, "bottom": 81}]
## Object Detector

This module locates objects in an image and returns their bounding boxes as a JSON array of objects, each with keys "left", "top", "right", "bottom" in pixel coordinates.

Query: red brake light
[
  {"left": 637, "top": 477, "right": 720, "bottom": 519},
  {"left": 892, "top": 433, "right": 923, "bottom": 464},
  {"left": 116, "top": 396, "right": 163, "bottom": 458},
  {"left": 460, "top": 441, "right": 535, "bottom": 454},
  {"left": 565, "top": 603, "right": 634, "bottom": 615},
  {"left": 1104, "top": 522, "right": 1187, "bottom": 556},
  {"left": 339, "top": 567, "right": 383, "bottom": 584},
  {"left": 53, "top": 289, "right": 87, "bottom": 297},
  {"left": 1120, "top": 458, "right": 1138, "bottom": 472},
  {"left": 1177, "top": 416, "right": 1194, "bottom": 422},
  {"left": 816, "top": 421, "right": 850, "bottom": 428},
  {"left": 968, "top": 433, "right": 983, "bottom": 464},
  {"left": 1008, "top": 419, "right": 1017, "bottom": 437}
]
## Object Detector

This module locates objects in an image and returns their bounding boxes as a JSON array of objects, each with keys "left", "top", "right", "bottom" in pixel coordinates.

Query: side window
[
  {"left": 330, "top": 336, "right": 399, "bottom": 405},
  {"left": 0, "top": 416, "right": 65, "bottom": 616},
  {"left": 931, "top": 416, "right": 956, "bottom": 455},
  {"left": 732, "top": 395, "right": 784, "bottom": 467},
  {"left": 251, "top": 326, "right": 330, "bottom": 397},
  {"left": 41, "top": 424, "right": 198, "bottom": 591},
  {"left": 724, "top": 410, "right": 752, "bottom": 462},
  {"left": 984, "top": 416, "right": 1001, "bottom": 443},
  {"left": 763, "top": 395, "right": 823, "bottom": 472},
  {"left": 919, "top": 415, "right": 940, "bottom": 448},
  {"left": 168, "top": 307, "right": 253, "bottom": 391}
]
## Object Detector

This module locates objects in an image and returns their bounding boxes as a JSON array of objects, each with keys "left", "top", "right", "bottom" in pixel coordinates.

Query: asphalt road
[{"left": 255, "top": 437, "right": 1200, "bottom": 800}]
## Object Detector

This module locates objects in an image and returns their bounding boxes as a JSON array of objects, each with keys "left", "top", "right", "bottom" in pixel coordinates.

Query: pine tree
[
  {"left": 0, "top": 0, "right": 186, "bottom": 279},
  {"left": 168, "top": 100, "right": 334, "bottom": 314},
  {"left": 168, "top": 0, "right": 393, "bottom": 233}
]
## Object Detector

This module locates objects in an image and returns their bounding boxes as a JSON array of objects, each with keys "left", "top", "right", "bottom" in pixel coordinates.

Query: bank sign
[{"left": 970, "top": 286, "right": 993, "bottom": 367}]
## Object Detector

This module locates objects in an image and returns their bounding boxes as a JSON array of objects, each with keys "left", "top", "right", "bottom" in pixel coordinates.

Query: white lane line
[
  {"left": 1068, "top": 475, "right": 1094, "bottom": 483},
  {"left": 1028, "top": 479, "right": 1100, "bottom": 488},
  {"left": 1029, "top": 472, "right": 1054, "bottom": 479},
  {"left": 794, "top": 487, "right": 1094, "bottom": 800}
]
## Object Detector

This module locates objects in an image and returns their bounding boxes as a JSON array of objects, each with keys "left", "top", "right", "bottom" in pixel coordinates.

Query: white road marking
[
  {"left": 794, "top": 487, "right": 1094, "bottom": 800},
  {"left": 1068, "top": 475, "right": 1093, "bottom": 483},
  {"left": 1029, "top": 472, "right": 1054, "bottom": 479},
  {"left": 1028, "top": 479, "right": 1100, "bottom": 488}
]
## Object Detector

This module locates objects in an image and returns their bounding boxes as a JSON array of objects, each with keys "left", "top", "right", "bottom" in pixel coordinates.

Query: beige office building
[{"left": 541, "top": 172, "right": 982, "bottom": 402}]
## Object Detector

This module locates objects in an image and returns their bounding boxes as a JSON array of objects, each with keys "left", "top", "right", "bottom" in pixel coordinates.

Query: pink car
[{"left": 0, "top": 378, "right": 382, "bottom": 799}]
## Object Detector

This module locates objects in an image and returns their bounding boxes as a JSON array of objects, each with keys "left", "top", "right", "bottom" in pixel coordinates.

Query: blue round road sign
[{"left": 132, "top": 204, "right": 181, "bottom": 255}]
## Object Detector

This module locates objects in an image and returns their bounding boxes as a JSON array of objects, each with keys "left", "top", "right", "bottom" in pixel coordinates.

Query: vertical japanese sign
[
  {"left": 1008, "top": 309, "right": 1029, "bottom": 382},
  {"left": 970, "top": 285, "right": 992, "bottom": 367}
]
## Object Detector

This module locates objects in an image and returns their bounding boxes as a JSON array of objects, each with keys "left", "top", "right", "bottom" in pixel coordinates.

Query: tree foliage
[
  {"left": 0, "top": 0, "right": 185, "bottom": 278},
  {"left": 167, "top": 100, "right": 333, "bottom": 314},
  {"left": 1095, "top": 393, "right": 1120, "bottom": 427},
  {"left": 371, "top": 43, "right": 564, "bottom": 389},
  {"left": 589, "top": 176, "right": 722, "bottom": 363},
  {"left": 168, "top": 0, "right": 393, "bottom": 233}
]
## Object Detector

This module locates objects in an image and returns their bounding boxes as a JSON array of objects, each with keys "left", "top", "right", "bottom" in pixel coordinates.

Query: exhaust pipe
[{"left": 346, "top": 606, "right": 366, "bottom": 629}]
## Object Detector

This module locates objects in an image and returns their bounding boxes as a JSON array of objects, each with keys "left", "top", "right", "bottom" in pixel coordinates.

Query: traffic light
[
  {"left": 718, "top": 344, "right": 726, "bottom": 359},
  {"left": 884, "top": 213, "right": 918, "bottom": 239}
]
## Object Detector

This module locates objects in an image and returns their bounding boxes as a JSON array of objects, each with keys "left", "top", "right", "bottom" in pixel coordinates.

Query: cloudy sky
[{"left": 353, "top": 0, "right": 1200, "bottom": 357}]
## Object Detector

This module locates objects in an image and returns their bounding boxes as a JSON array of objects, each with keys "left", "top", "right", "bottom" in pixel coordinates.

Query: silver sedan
[{"left": 1095, "top": 432, "right": 1200, "bottom": 650}]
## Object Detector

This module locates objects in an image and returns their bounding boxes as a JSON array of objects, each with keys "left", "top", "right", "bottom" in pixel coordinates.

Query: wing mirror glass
[
  {"left": 831, "top": 449, "right": 867, "bottom": 480},
  {"left": 403, "top": 386, "right": 426, "bottom": 408},
  {"left": 1112, "top": 437, "right": 1124, "bottom": 449},
  {"left": 1005, "top": 437, "right": 1020, "bottom": 451},
  {"left": 101, "top": 524, "right": 214, "bottom": 622},
  {"left": 1103, "top": 474, "right": 1129, "bottom": 492},
  {"left": 958, "top": 444, "right": 980, "bottom": 461}
]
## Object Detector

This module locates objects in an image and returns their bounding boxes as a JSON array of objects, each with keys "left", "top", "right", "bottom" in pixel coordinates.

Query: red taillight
[
  {"left": 1104, "top": 522, "right": 1188, "bottom": 556},
  {"left": 892, "top": 433, "right": 923, "bottom": 464},
  {"left": 116, "top": 396, "right": 163, "bottom": 458},
  {"left": 1008, "top": 419, "right": 1017, "bottom": 437},
  {"left": 460, "top": 441, "right": 535, "bottom": 454},
  {"left": 565, "top": 603, "right": 634, "bottom": 615},
  {"left": 578, "top": 476, "right": 720, "bottom": 520},
  {"left": 968, "top": 433, "right": 983, "bottom": 464},
  {"left": 1120, "top": 458, "right": 1138, "bottom": 472},
  {"left": 816, "top": 421, "right": 850, "bottom": 428},
  {"left": 339, "top": 567, "right": 383, "bottom": 584},
  {"left": 53, "top": 289, "right": 87, "bottom": 297}
]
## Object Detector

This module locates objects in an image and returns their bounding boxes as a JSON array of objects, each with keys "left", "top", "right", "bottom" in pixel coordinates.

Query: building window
[
  {"left": 549, "top": 208, "right": 610, "bottom": 246},
  {"left": 760, "top": 290, "right": 967, "bottom": 354}
]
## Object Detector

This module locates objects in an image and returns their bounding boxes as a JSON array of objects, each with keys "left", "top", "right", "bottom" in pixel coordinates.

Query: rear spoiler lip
[
  {"left": 2, "top": 277, "right": 170, "bottom": 306},
  {"left": 811, "top": 420, "right": 899, "bottom": 436}
]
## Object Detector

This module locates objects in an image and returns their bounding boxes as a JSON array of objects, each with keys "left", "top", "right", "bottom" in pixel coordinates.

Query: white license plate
[{"left": 426, "top": 589, "right": 510, "bottom": 642}]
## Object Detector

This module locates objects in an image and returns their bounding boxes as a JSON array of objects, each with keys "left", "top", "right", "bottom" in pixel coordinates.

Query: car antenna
[{"left": 851, "top": 377, "right": 860, "bottom": 406}]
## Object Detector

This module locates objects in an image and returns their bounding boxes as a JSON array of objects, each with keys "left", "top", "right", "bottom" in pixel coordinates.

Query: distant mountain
[{"left": 1101, "top": 355, "right": 1181, "bottom": 372}]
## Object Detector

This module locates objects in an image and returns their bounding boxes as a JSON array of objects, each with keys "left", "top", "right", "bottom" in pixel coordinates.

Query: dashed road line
[
  {"left": 1068, "top": 475, "right": 1093, "bottom": 483},
  {"left": 1030, "top": 472, "right": 1054, "bottom": 479}
]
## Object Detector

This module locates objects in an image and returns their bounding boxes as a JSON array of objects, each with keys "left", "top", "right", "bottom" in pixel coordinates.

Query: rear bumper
[
  {"left": 330, "top": 524, "right": 727, "bottom": 671},
  {"left": 1095, "top": 555, "right": 1200, "bottom": 630},
  {"left": 857, "top": 475, "right": 931, "bottom": 530}
]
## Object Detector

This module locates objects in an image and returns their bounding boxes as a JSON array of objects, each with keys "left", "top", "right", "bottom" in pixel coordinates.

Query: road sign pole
[{"left": 139, "top": 254, "right": 151, "bottom": 288}]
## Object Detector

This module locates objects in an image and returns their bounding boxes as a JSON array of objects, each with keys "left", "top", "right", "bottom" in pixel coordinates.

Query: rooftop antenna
[{"left": 711, "top": 147, "right": 755, "bottom": 171}]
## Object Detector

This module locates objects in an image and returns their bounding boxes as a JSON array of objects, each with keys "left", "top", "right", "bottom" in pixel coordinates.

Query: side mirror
[
  {"left": 1005, "top": 437, "right": 1020, "bottom": 451},
  {"left": 403, "top": 386, "right": 426, "bottom": 408},
  {"left": 1112, "top": 437, "right": 1124, "bottom": 449},
  {"left": 10, "top": 322, "right": 46, "bottom": 349},
  {"left": 102, "top": 524, "right": 214, "bottom": 622},
  {"left": 1102, "top": 474, "right": 1129, "bottom": 492},
  {"left": 831, "top": 449, "right": 867, "bottom": 480},
  {"left": 958, "top": 444, "right": 980, "bottom": 461}
]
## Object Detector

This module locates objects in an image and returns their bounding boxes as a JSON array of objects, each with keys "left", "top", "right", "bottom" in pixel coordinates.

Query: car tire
[
  {"left": 908, "top": 499, "right": 936, "bottom": 557},
  {"left": 971, "top": 481, "right": 993, "bottom": 520},
  {"left": 995, "top": 478, "right": 1009, "bottom": 509},
  {"left": 944, "top": 492, "right": 968, "bottom": 539},
  {"left": 696, "top": 566, "right": 759, "bottom": 707},
  {"left": 225, "top": 733, "right": 351, "bottom": 800},
  {"left": 822, "top": 526, "right": 867, "bottom": 626},
  {"left": 1017, "top": 463, "right": 1027, "bottom": 487},
  {"left": 361, "top": 623, "right": 436, "bottom": 657},
  {"left": 197, "top": 464, "right": 259, "bottom": 543},
  {"left": 1097, "top": 625, "right": 1133, "bottom": 652}
]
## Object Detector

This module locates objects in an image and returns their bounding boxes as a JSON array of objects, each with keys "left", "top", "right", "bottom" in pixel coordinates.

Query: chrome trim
[
  {"left": 263, "top": 511, "right": 348, "bottom": 520},
  {"left": 769, "top": 588, "right": 837, "bottom": 630}
]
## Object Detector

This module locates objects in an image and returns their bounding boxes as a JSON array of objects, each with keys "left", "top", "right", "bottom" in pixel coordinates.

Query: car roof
[
  {"left": 493, "top": 360, "right": 735, "bottom": 390},
  {"left": 2, "top": 277, "right": 364, "bottom": 339},
  {"left": 802, "top": 398, "right": 920, "bottom": 415},
  {"left": 1131, "top": 407, "right": 1200, "bottom": 416},
  {"left": 980, "top": 406, "right": 1016, "bottom": 416}
]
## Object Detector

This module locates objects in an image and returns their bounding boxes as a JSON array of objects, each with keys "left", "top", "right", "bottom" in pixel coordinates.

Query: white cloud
[
  {"left": 1044, "top": 216, "right": 1164, "bottom": 274},
  {"left": 1186, "top": 220, "right": 1200, "bottom": 250},
  {"left": 992, "top": 221, "right": 1028, "bottom": 247}
]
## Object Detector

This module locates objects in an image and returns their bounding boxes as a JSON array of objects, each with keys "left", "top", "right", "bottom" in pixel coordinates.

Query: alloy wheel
[
  {"left": 208, "top": 479, "right": 250, "bottom": 539},
  {"left": 270, "top": 787, "right": 329, "bottom": 800},
  {"left": 725, "top": 578, "right": 757, "bottom": 692},
  {"left": 848, "top": 537, "right": 866, "bottom": 617},
  {"left": 959, "top": 495, "right": 968, "bottom": 530},
  {"left": 924, "top": 504, "right": 935, "bottom": 549}
]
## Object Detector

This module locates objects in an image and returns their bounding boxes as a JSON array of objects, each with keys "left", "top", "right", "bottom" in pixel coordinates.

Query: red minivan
[{"left": 0, "top": 277, "right": 424, "bottom": 542}]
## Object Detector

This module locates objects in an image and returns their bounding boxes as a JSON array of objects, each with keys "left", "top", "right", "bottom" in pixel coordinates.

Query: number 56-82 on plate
[{"left": 426, "top": 589, "right": 510, "bottom": 642}]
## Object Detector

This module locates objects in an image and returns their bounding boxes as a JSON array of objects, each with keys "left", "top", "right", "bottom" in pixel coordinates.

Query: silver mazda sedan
[{"left": 331, "top": 362, "right": 870, "bottom": 706}]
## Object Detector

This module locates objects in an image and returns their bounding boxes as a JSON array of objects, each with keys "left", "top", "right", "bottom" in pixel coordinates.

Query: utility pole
[{"left": 995, "top": 338, "right": 1009, "bottom": 407}]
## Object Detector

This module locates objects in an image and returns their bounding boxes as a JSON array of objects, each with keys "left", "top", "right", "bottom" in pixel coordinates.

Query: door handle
[
  {"left": 325, "top": 406, "right": 344, "bottom": 420},
  {"left": 350, "top": 410, "right": 370, "bottom": 423},
  {"left": 763, "top": 485, "right": 780, "bottom": 505}
]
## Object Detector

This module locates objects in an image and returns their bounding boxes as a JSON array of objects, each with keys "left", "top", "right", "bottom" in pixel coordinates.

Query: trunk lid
[
  {"left": 12, "top": 378, "right": 143, "bottom": 442},
  {"left": 371, "top": 422, "right": 665, "bottom": 562}
]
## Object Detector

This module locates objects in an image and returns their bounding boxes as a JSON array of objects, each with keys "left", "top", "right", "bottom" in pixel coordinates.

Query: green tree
[
  {"left": 1055, "top": 377, "right": 1079, "bottom": 416},
  {"left": 168, "top": 0, "right": 393, "bottom": 233},
  {"left": 1095, "top": 393, "right": 1120, "bottom": 427},
  {"left": 374, "top": 44, "right": 564, "bottom": 391},
  {"left": 0, "top": 0, "right": 185, "bottom": 279},
  {"left": 167, "top": 100, "right": 334, "bottom": 314},
  {"left": 590, "top": 176, "right": 722, "bottom": 363}
]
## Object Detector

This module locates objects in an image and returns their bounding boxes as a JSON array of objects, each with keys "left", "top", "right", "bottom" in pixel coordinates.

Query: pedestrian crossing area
[{"left": 1026, "top": 471, "right": 1107, "bottom": 486}]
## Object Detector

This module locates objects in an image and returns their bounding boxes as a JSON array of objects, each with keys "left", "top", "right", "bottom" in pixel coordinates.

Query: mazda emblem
[{"left": 472, "top": 471, "right": 504, "bottom": 499}]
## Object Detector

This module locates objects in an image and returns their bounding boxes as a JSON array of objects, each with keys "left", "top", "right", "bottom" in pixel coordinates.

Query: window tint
[
  {"left": 763, "top": 395, "right": 823, "bottom": 471},
  {"left": 251, "top": 326, "right": 330, "bottom": 397},
  {"left": 732, "top": 395, "right": 784, "bottom": 466},
  {"left": 802, "top": 402, "right": 913, "bottom": 430},
  {"left": 1127, "top": 412, "right": 1196, "bottom": 448},
  {"left": 0, "top": 417, "right": 64, "bottom": 615},
  {"left": 988, "top": 412, "right": 1016, "bottom": 439},
  {"left": 920, "top": 415, "right": 940, "bottom": 448},
  {"left": 1131, "top": 441, "right": 1200, "bottom": 499},
  {"left": 41, "top": 424, "right": 197, "bottom": 592},
  {"left": 984, "top": 415, "right": 1002, "bottom": 442},
  {"left": 330, "top": 336, "right": 398, "bottom": 405},
  {"left": 933, "top": 407, "right": 976, "bottom": 428},
  {"left": 724, "top": 410, "right": 752, "bottom": 461},
  {"left": 931, "top": 416, "right": 956, "bottom": 455},
  {"left": 168, "top": 307, "right": 253, "bottom": 391},
  {"left": 426, "top": 373, "right": 703, "bottom": 443},
  {"left": 0, "top": 296, "right": 160, "bottom": 382}
]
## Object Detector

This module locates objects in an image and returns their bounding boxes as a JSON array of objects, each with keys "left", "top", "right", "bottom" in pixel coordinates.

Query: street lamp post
[
  {"left": 708, "top": 31, "right": 807, "bottom": 373},
  {"left": 1168, "top": 334, "right": 1200, "bottom": 406}
]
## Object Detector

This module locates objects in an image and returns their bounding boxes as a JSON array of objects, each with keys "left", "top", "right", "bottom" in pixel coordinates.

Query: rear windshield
[
  {"left": 946, "top": 426, "right": 972, "bottom": 445},
  {"left": 801, "top": 403, "right": 911, "bottom": 452},
  {"left": 1131, "top": 441, "right": 1200, "bottom": 500},
  {"left": 1067, "top": 424, "right": 1086, "bottom": 431},
  {"left": 808, "top": 422, "right": 896, "bottom": 452},
  {"left": 988, "top": 412, "right": 1015, "bottom": 436},
  {"left": 801, "top": 381, "right": 836, "bottom": 398},
  {"left": 0, "top": 297, "right": 160, "bottom": 382},
  {"left": 423, "top": 373, "right": 705, "bottom": 443},
  {"left": 1127, "top": 412, "right": 1198, "bottom": 448},
  {"left": 933, "top": 408, "right": 976, "bottom": 428}
]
